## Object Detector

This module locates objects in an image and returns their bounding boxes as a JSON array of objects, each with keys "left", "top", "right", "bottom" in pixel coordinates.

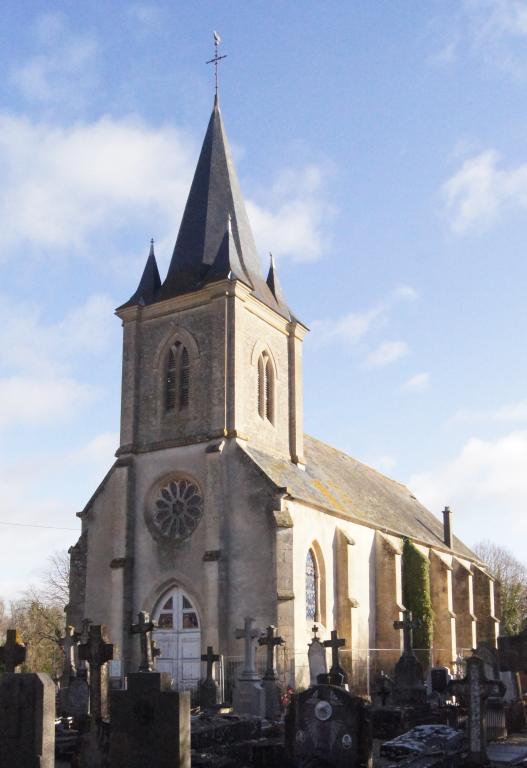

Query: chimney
[{"left": 442, "top": 506, "right": 453, "bottom": 549}]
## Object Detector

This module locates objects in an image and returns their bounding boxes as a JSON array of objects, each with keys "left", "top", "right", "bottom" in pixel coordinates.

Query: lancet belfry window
[
  {"left": 305, "top": 548, "right": 318, "bottom": 622},
  {"left": 166, "top": 342, "right": 190, "bottom": 412},
  {"left": 257, "top": 351, "right": 274, "bottom": 423}
]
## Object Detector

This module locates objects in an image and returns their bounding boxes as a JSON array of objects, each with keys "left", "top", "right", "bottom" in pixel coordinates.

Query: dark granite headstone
[
  {"left": 392, "top": 611, "right": 427, "bottom": 706},
  {"left": 109, "top": 672, "right": 190, "bottom": 768},
  {"left": 286, "top": 684, "right": 372, "bottom": 768},
  {"left": 0, "top": 672, "right": 55, "bottom": 768},
  {"left": 199, "top": 645, "right": 220, "bottom": 710},
  {"left": 498, "top": 628, "right": 527, "bottom": 672},
  {"left": 430, "top": 666, "right": 450, "bottom": 694}
]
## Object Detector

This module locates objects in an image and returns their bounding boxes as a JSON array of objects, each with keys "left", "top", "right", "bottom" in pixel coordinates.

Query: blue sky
[{"left": 1, "top": 0, "right": 527, "bottom": 600}]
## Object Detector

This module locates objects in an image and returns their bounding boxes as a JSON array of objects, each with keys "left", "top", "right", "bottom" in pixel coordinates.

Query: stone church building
[{"left": 67, "top": 96, "right": 498, "bottom": 690}]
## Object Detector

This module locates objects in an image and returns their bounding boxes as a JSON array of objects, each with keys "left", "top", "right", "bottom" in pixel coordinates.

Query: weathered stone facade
[{"left": 67, "top": 97, "right": 498, "bottom": 687}]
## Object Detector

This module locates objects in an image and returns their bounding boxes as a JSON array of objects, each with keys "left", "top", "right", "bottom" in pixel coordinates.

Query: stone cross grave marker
[
  {"left": 0, "top": 629, "right": 26, "bottom": 673},
  {"left": 130, "top": 611, "right": 159, "bottom": 673},
  {"left": 392, "top": 611, "right": 426, "bottom": 706},
  {"left": 258, "top": 625, "right": 284, "bottom": 720},
  {"left": 323, "top": 630, "right": 347, "bottom": 687},
  {"left": 58, "top": 625, "right": 77, "bottom": 682},
  {"left": 78, "top": 623, "right": 113, "bottom": 722},
  {"left": 235, "top": 616, "right": 262, "bottom": 680},
  {"left": 448, "top": 653, "right": 506, "bottom": 766},
  {"left": 308, "top": 625, "right": 328, "bottom": 686},
  {"left": 393, "top": 610, "right": 420, "bottom": 657},
  {"left": 199, "top": 645, "right": 220, "bottom": 710},
  {"left": 233, "top": 617, "right": 265, "bottom": 717}
]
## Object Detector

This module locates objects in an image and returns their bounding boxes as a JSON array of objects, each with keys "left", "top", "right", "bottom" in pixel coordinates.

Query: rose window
[{"left": 152, "top": 479, "right": 203, "bottom": 541}]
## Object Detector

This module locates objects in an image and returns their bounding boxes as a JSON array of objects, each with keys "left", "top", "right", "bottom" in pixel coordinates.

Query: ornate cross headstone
[
  {"left": 448, "top": 653, "right": 506, "bottom": 766},
  {"left": 393, "top": 610, "right": 420, "bottom": 657},
  {"left": 199, "top": 646, "right": 220, "bottom": 710},
  {"left": 258, "top": 626, "right": 285, "bottom": 720},
  {"left": 0, "top": 629, "right": 26, "bottom": 674},
  {"left": 78, "top": 623, "right": 113, "bottom": 722},
  {"left": 233, "top": 617, "right": 265, "bottom": 717},
  {"left": 58, "top": 625, "right": 77, "bottom": 682},
  {"left": 258, "top": 625, "right": 284, "bottom": 681},
  {"left": 235, "top": 617, "right": 262, "bottom": 681},
  {"left": 323, "top": 630, "right": 347, "bottom": 687},
  {"left": 130, "top": 611, "right": 158, "bottom": 673}
]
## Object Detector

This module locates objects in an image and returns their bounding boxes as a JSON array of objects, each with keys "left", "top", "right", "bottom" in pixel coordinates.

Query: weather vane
[{"left": 206, "top": 31, "right": 227, "bottom": 99}]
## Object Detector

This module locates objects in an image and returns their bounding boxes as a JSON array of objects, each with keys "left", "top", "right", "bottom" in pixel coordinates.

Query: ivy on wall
[{"left": 402, "top": 538, "right": 434, "bottom": 664}]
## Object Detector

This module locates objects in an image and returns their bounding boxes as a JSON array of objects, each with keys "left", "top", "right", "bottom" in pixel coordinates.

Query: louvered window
[
  {"left": 257, "top": 352, "right": 275, "bottom": 424},
  {"left": 165, "top": 342, "right": 190, "bottom": 412}
]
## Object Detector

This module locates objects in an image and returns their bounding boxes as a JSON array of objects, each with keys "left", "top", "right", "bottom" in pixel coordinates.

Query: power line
[{"left": 0, "top": 521, "right": 78, "bottom": 532}]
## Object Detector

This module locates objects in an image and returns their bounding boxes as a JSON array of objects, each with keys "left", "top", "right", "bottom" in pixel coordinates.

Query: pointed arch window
[
  {"left": 306, "top": 548, "right": 318, "bottom": 621},
  {"left": 166, "top": 342, "right": 190, "bottom": 412},
  {"left": 257, "top": 351, "right": 274, "bottom": 424}
]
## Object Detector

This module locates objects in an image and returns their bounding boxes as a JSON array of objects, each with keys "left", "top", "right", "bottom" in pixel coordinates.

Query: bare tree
[
  {"left": 39, "top": 549, "right": 70, "bottom": 608},
  {"left": 474, "top": 540, "right": 527, "bottom": 636}
]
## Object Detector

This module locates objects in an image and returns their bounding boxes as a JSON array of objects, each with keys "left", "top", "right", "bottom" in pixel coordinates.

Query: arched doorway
[{"left": 152, "top": 586, "right": 201, "bottom": 690}]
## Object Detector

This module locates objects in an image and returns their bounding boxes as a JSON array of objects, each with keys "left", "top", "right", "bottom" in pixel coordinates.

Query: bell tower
[{"left": 115, "top": 98, "right": 307, "bottom": 464}]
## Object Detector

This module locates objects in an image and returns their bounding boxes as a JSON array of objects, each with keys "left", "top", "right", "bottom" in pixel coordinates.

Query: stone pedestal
[
  {"left": 233, "top": 678, "right": 265, "bottom": 718},
  {"left": 0, "top": 672, "right": 55, "bottom": 768},
  {"left": 109, "top": 672, "right": 190, "bottom": 768},
  {"left": 263, "top": 678, "right": 281, "bottom": 720},
  {"left": 199, "top": 677, "right": 220, "bottom": 710}
]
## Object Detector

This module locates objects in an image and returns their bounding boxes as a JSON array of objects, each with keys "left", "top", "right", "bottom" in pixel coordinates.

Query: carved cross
[
  {"left": 58, "top": 625, "right": 77, "bottom": 679},
  {"left": 0, "top": 629, "right": 26, "bottom": 673},
  {"left": 448, "top": 653, "right": 506, "bottom": 766},
  {"left": 258, "top": 625, "right": 284, "bottom": 681},
  {"left": 323, "top": 630, "right": 345, "bottom": 674},
  {"left": 235, "top": 617, "right": 262, "bottom": 679},
  {"left": 130, "top": 611, "right": 157, "bottom": 673},
  {"left": 393, "top": 610, "right": 420, "bottom": 656},
  {"left": 201, "top": 646, "right": 220, "bottom": 681},
  {"left": 78, "top": 624, "right": 113, "bottom": 722},
  {"left": 311, "top": 625, "right": 320, "bottom": 640}
]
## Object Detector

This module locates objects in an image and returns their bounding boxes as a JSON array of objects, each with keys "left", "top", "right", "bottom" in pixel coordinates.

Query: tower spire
[{"left": 206, "top": 31, "right": 227, "bottom": 102}]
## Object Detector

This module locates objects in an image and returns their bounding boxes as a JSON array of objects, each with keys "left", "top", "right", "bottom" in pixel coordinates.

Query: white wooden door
[{"left": 152, "top": 588, "right": 201, "bottom": 690}]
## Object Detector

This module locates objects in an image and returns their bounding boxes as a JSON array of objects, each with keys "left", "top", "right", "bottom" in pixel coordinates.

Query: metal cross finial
[{"left": 206, "top": 31, "right": 227, "bottom": 100}]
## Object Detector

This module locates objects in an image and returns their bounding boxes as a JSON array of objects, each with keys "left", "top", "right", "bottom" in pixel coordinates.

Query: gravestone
[
  {"left": 392, "top": 611, "right": 427, "bottom": 706},
  {"left": 258, "top": 625, "right": 284, "bottom": 720},
  {"left": 448, "top": 652, "right": 506, "bottom": 766},
  {"left": 233, "top": 617, "right": 265, "bottom": 717},
  {"left": 286, "top": 684, "right": 372, "bottom": 768},
  {"left": 109, "top": 673, "right": 190, "bottom": 768},
  {"left": 59, "top": 625, "right": 81, "bottom": 715},
  {"left": 130, "top": 611, "right": 159, "bottom": 673},
  {"left": 78, "top": 623, "right": 114, "bottom": 722},
  {"left": 498, "top": 628, "right": 527, "bottom": 672},
  {"left": 372, "top": 670, "right": 393, "bottom": 707},
  {"left": 0, "top": 629, "right": 26, "bottom": 673},
  {"left": 199, "top": 645, "right": 220, "bottom": 710},
  {"left": 78, "top": 623, "right": 113, "bottom": 768},
  {"left": 323, "top": 630, "right": 348, "bottom": 687},
  {"left": 0, "top": 672, "right": 56, "bottom": 768},
  {"left": 308, "top": 625, "right": 328, "bottom": 685}
]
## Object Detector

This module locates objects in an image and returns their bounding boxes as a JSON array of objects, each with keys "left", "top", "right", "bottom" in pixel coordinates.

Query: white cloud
[
  {"left": 0, "top": 113, "right": 333, "bottom": 265},
  {"left": 311, "top": 305, "right": 384, "bottom": 347},
  {"left": 442, "top": 148, "right": 527, "bottom": 232},
  {"left": 393, "top": 284, "right": 418, "bottom": 302},
  {"left": 404, "top": 372, "right": 430, "bottom": 391},
  {"left": 10, "top": 13, "right": 98, "bottom": 106},
  {"left": 449, "top": 398, "right": 527, "bottom": 424},
  {"left": 366, "top": 340, "right": 409, "bottom": 368},
  {"left": 408, "top": 430, "right": 527, "bottom": 552},
  {"left": 246, "top": 164, "right": 335, "bottom": 262},
  {"left": 0, "top": 376, "right": 97, "bottom": 428}
]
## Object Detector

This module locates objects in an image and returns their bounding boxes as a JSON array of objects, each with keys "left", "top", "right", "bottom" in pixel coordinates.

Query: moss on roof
[{"left": 243, "top": 434, "right": 477, "bottom": 561}]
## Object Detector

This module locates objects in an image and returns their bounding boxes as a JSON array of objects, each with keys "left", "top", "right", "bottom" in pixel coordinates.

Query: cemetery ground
[{"left": 3, "top": 611, "right": 527, "bottom": 767}]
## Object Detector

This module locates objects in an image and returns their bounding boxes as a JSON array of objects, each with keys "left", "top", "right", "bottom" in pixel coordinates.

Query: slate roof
[
  {"left": 155, "top": 98, "right": 292, "bottom": 319},
  {"left": 243, "top": 434, "right": 478, "bottom": 561},
  {"left": 117, "top": 240, "right": 161, "bottom": 310}
]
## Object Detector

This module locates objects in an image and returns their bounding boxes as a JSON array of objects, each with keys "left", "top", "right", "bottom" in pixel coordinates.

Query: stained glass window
[
  {"left": 152, "top": 478, "right": 203, "bottom": 541},
  {"left": 306, "top": 549, "right": 317, "bottom": 621}
]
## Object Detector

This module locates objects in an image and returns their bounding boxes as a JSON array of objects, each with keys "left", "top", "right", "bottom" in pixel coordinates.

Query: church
[{"left": 67, "top": 94, "right": 498, "bottom": 691}]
